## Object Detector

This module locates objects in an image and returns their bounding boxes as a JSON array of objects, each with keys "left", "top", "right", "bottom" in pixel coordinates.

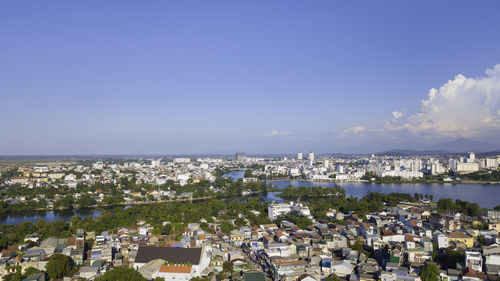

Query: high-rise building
[
  {"left": 337, "top": 165, "right": 344, "bottom": 173},
  {"left": 236, "top": 152, "right": 247, "bottom": 160},
  {"left": 173, "top": 157, "right": 190, "bottom": 163},
  {"left": 308, "top": 152, "right": 315, "bottom": 161},
  {"left": 297, "top": 152, "right": 303, "bottom": 160},
  {"left": 268, "top": 202, "right": 311, "bottom": 220},
  {"left": 324, "top": 159, "right": 329, "bottom": 168},
  {"left": 408, "top": 159, "right": 422, "bottom": 172},
  {"left": 468, "top": 152, "right": 475, "bottom": 162},
  {"left": 151, "top": 159, "right": 161, "bottom": 167},
  {"left": 484, "top": 158, "right": 499, "bottom": 169}
]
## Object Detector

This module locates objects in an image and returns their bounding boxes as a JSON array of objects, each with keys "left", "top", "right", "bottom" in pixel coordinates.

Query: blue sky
[{"left": 1, "top": 1, "right": 500, "bottom": 154}]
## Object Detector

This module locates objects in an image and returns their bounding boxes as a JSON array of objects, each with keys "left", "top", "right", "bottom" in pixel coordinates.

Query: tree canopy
[
  {"left": 325, "top": 275, "right": 340, "bottom": 281},
  {"left": 46, "top": 254, "right": 73, "bottom": 280},
  {"left": 420, "top": 264, "right": 440, "bottom": 281},
  {"left": 274, "top": 210, "right": 313, "bottom": 229},
  {"left": 96, "top": 266, "right": 147, "bottom": 281},
  {"left": 437, "top": 198, "right": 480, "bottom": 216}
]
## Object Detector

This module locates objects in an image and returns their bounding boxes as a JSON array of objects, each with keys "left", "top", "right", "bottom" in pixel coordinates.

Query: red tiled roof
[
  {"left": 159, "top": 265, "right": 192, "bottom": 273},
  {"left": 67, "top": 236, "right": 76, "bottom": 246},
  {"left": 382, "top": 230, "right": 394, "bottom": 236},
  {"left": 448, "top": 232, "right": 471, "bottom": 239}
]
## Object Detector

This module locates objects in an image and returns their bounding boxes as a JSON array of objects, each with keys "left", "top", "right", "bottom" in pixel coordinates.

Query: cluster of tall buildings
[{"left": 296, "top": 151, "right": 314, "bottom": 161}]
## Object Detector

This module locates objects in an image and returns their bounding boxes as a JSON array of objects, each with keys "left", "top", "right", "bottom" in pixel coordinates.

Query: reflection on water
[
  {"left": 222, "top": 170, "right": 246, "bottom": 181},
  {"left": 1, "top": 208, "right": 102, "bottom": 225},
  {"left": 267, "top": 180, "right": 500, "bottom": 208},
  {"left": 223, "top": 170, "right": 500, "bottom": 208},
  {"left": 2, "top": 171, "right": 498, "bottom": 225}
]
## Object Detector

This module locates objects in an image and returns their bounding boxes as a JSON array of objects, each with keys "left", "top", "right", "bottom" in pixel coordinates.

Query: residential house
[
  {"left": 448, "top": 232, "right": 474, "bottom": 248},
  {"left": 134, "top": 246, "right": 209, "bottom": 278}
]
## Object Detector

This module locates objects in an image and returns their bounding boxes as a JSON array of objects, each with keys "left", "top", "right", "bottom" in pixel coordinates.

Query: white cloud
[
  {"left": 404, "top": 64, "right": 500, "bottom": 138},
  {"left": 324, "top": 64, "right": 500, "bottom": 146},
  {"left": 266, "top": 129, "right": 293, "bottom": 136},
  {"left": 392, "top": 111, "right": 403, "bottom": 119},
  {"left": 342, "top": 126, "right": 366, "bottom": 137}
]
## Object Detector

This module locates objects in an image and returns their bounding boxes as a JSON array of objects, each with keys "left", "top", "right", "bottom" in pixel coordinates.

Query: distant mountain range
[
  {"left": 3, "top": 138, "right": 497, "bottom": 157},
  {"left": 374, "top": 138, "right": 500, "bottom": 155},
  {"left": 428, "top": 138, "right": 500, "bottom": 153},
  {"left": 375, "top": 149, "right": 450, "bottom": 156}
]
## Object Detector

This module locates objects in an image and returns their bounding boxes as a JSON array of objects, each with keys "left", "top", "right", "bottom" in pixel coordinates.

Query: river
[
  {"left": 1, "top": 171, "right": 498, "bottom": 225},
  {"left": 222, "top": 170, "right": 500, "bottom": 208},
  {"left": 0, "top": 209, "right": 102, "bottom": 226}
]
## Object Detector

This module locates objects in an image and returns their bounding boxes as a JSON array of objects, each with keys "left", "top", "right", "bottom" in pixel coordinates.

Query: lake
[
  {"left": 2, "top": 170, "right": 498, "bottom": 225},
  {"left": 0, "top": 209, "right": 101, "bottom": 225},
  {"left": 223, "top": 170, "right": 500, "bottom": 208}
]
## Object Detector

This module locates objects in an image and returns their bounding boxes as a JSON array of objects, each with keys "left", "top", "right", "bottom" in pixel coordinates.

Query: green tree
[
  {"left": 54, "top": 196, "right": 74, "bottom": 209},
  {"left": 439, "top": 248, "right": 465, "bottom": 269},
  {"left": 190, "top": 277, "right": 211, "bottom": 281},
  {"left": 161, "top": 224, "right": 173, "bottom": 235},
  {"left": 37, "top": 198, "right": 47, "bottom": 209},
  {"left": 351, "top": 239, "right": 364, "bottom": 255},
  {"left": 70, "top": 215, "right": 82, "bottom": 231},
  {"left": 154, "top": 278, "right": 166, "bottom": 281},
  {"left": 362, "top": 171, "right": 377, "bottom": 180},
  {"left": 223, "top": 261, "right": 234, "bottom": 274},
  {"left": 274, "top": 210, "right": 313, "bottom": 229},
  {"left": 244, "top": 170, "right": 253, "bottom": 178},
  {"left": 78, "top": 194, "right": 96, "bottom": 207},
  {"left": 477, "top": 234, "right": 486, "bottom": 246},
  {"left": 437, "top": 198, "right": 454, "bottom": 212},
  {"left": 420, "top": 264, "right": 439, "bottom": 281},
  {"left": 19, "top": 266, "right": 43, "bottom": 281},
  {"left": 46, "top": 254, "right": 73, "bottom": 280},
  {"left": 220, "top": 221, "right": 235, "bottom": 234},
  {"left": 2, "top": 272, "right": 23, "bottom": 281},
  {"left": 96, "top": 266, "right": 147, "bottom": 281},
  {"left": 325, "top": 275, "right": 340, "bottom": 281},
  {"left": 23, "top": 267, "right": 43, "bottom": 277}
]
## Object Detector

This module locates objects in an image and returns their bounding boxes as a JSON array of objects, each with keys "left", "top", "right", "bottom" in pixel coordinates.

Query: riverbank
[
  {"left": 266, "top": 178, "right": 500, "bottom": 185},
  {"left": 7, "top": 190, "right": 266, "bottom": 213},
  {"left": 263, "top": 177, "right": 500, "bottom": 185},
  {"left": 223, "top": 170, "right": 500, "bottom": 208},
  {"left": 0, "top": 191, "right": 266, "bottom": 225},
  {"left": 263, "top": 180, "right": 500, "bottom": 209},
  {"left": 364, "top": 179, "right": 500, "bottom": 184}
]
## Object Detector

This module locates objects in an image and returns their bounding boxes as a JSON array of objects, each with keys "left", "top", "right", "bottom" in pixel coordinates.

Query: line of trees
[
  {"left": 437, "top": 198, "right": 480, "bottom": 216},
  {"left": 274, "top": 210, "right": 313, "bottom": 229},
  {"left": 278, "top": 186, "right": 345, "bottom": 198},
  {"left": 460, "top": 170, "right": 500, "bottom": 181}
]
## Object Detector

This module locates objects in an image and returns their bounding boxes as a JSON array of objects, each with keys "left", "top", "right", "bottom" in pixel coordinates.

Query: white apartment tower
[
  {"left": 308, "top": 152, "right": 315, "bottom": 161},
  {"left": 297, "top": 152, "right": 303, "bottom": 160},
  {"left": 151, "top": 159, "right": 161, "bottom": 168},
  {"left": 268, "top": 201, "right": 312, "bottom": 220},
  {"left": 468, "top": 152, "right": 476, "bottom": 162},
  {"left": 412, "top": 159, "right": 422, "bottom": 172}
]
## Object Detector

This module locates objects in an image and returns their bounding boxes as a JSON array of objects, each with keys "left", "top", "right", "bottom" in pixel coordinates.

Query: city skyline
[
  {"left": 2, "top": 3, "right": 500, "bottom": 278},
  {"left": 1, "top": 1, "right": 500, "bottom": 155}
]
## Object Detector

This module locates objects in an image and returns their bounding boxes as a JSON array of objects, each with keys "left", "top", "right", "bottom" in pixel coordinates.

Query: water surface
[
  {"left": 1, "top": 209, "right": 101, "bottom": 225},
  {"left": 223, "top": 170, "right": 500, "bottom": 208}
]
